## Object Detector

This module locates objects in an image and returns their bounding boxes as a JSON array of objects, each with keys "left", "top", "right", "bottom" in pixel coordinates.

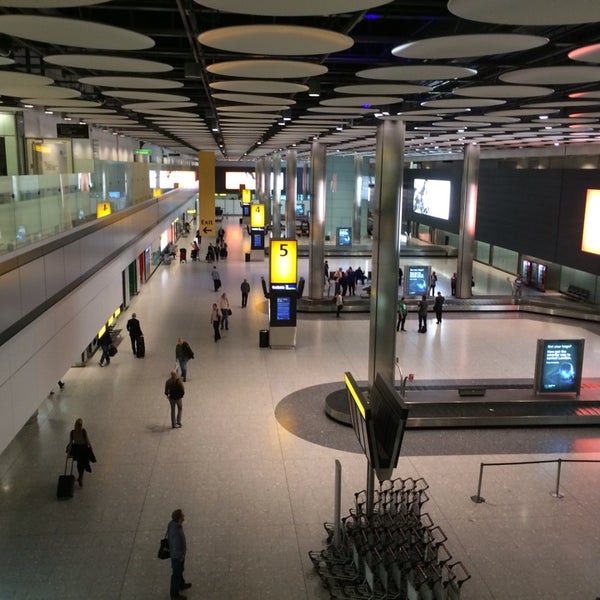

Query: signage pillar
[
  {"left": 269, "top": 239, "right": 298, "bottom": 348},
  {"left": 197, "top": 151, "right": 216, "bottom": 238},
  {"left": 368, "top": 120, "right": 404, "bottom": 388},
  {"left": 457, "top": 143, "right": 479, "bottom": 298},
  {"left": 250, "top": 204, "right": 266, "bottom": 261}
]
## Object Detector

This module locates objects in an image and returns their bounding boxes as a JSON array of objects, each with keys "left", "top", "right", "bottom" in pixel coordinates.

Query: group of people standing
[{"left": 325, "top": 262, "right": 367, "bottom": 297}]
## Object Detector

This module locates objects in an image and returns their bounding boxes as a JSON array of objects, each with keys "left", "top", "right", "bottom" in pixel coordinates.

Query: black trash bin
[
  {"left": 259, "top": 329, "right": 269, "bottom": 348},
  {"left": 245, "top": 252, "right": 250, "bottom": 262}
]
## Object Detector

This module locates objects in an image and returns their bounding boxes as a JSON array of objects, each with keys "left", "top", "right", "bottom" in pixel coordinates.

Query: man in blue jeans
[
  {"left": 175, "top": 337, "right": 194, "bottom": 382},
  {"left": 167, "top": 508, "right": 192, "bottom": 599}
]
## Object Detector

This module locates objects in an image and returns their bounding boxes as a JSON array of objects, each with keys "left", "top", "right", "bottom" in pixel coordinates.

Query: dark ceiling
[{"left": 1, "top": 0, "right": 600, "bottom": 161}]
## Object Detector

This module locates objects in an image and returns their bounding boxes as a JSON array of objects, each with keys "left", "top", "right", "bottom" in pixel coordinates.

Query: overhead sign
[
  {"left": 270, "top": 239, "right": 297, "bottom": 290},
  {"left": 242, "top": 188, "right": 251, "bottom": 204},
  {"left": 251, "top": 204, "right": 265, "bottom": 228},
  {"left": 57, "top": 123, "right": 89, "bottom": 139},
  {"left": 198, "top": 151, "right": 216, "bottom": 236},
  {"left": 96, "top": 201, "right": 111, "bottom": 218}
]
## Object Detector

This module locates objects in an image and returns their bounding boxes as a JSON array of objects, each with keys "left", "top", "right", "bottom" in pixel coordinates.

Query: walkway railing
[{"left": 471, "top": 457, "right": 600, "bottom": 503}]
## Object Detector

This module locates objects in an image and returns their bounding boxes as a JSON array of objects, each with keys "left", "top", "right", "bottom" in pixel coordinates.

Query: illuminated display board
[
  {"left": 413, "top": 178, "right": 451, "bottom": 220},
  {"left": 535, "top": 339, "right": 585, "bottom": 396},
  {"left": 345, "top": 372, "right": 376, "bottom": 466},
  {"left": 270, "top": 239, "right": 297, "bottom": 290},
  {"left": 250, "top": 204, "right": 265, "bottom": 228},
  {"left": 242, "top": 188, "right": 252, "bottom": 204},
  {"left": 405, "top": 265, "right": 430, "bottom": 296},
  {"left": 242, "top": 204, "right": 250, "bottom": 217},
  {"left": 582, "top": 189, "right": 600, "bottom": 255},
  {"left": 250, "top": 230, "right": 264, "bottom": 250}
]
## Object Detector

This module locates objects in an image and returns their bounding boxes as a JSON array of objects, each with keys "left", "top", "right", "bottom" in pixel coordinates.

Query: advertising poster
[
  {"left": 536, "top": 339, "right": 584, "bottom": 395},
  {"left": 406, "top": 265, "right": 430, "bottom": 296},
  {"left": 337, "top": 227, "right": 351, "bottom": 247}
]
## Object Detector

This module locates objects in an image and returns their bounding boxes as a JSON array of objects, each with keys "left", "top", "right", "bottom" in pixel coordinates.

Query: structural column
[
  {"left": 368, "top": 120, "right": 405, "bottom": 388},
  {"left": 265, "top": 156, "right": 273, "bottom": 231},
  {"left": 353, "top": 154, "right": 364, "bottom": 244},
  {"left": 308, "top": 141, "right": 326, "bottom": 299},
  {"left": 456, "top": 144, "right": 480, "bottom": 298},
  {"left": 272, "top": 152, "right": 282, "bottom": 239},
  {"left": 285, "top": 150, "right": 297, "bottom": 239}
]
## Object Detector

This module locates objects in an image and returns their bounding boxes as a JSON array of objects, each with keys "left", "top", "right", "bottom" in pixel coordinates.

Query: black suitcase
[
  {"left": 136, "top": 336, "right": 145, "bottom": 358},
  {"left": 57, "top": 456, "right": 75, "bottom": 499}
]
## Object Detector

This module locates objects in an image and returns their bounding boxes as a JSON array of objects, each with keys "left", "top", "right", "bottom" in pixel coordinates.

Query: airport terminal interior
[{"left": 1, "top": 220, "right": 600, "bottom": 600}]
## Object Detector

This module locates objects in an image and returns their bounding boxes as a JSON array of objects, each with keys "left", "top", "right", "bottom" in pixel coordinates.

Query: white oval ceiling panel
[
  {"left": 569, "top": 44, "right": 600, "bottom": 64},
  {"left": 129, "top": 109, "right": 197, "bottom": 117},
  {"left": 198, "top": 25, "right": 353, "bottom": 56},
  {"left": 448, "top": 0, "right": 600, "bottom": 25},
  {"left": 0, "top": 71, "right": 53, "bottom": 86},
  {"left": 215, "top": 112, "right": 281, "bottom": 119},
  {"left": 122, "top": 102, "right": 197, "bottom": 111},
  {"left": 79, "top": 76, "right": 183, "bottom": 89},
  {"left": 211, "top": 93, "right": 295, "bottom": 106},
  {"left": 334, "top": 83, "right": 431, "bottom": 95},
  {"left": 1, "top": 85, "right": 80, "bottom": 98},
  {"left": 210, "top": 80, "right": 307, "bottom": 94},
  {"left": 422, "top": 98, "right": 505, "bottom": 108},
  {"left": 500, "top": 66, "right": 600, "bottom": 85},
  {"left": 489, "top": 108, "right": 560, "bottom": 117},
  {"left": 102, "top": 91, "right": 190, "bottom": 102},
  {"left": 0, "top": 0, "right": 108, "bottom": 5},
  {"left": 356, "top": 65, "right": 477, "bottom": 80},
  {"left": 44, "top": 100, "right": 102, "bottom": 108},
  {"left": 0, "top": 15, "right": 154, "bottom": 50},
  {"left": 452, "top": 85, "right": 553, "bottom": 98},
  {"left": 216, "top": 105, "right": 287, "bottom": 112},
  {"left": 392, "top": 33, "right": 547, "bottom": 59},
  {"left": 207, "top": 60, "right": 327, "bottom": 79},
  {"left": 319, "top": 96, "right": 403, "bottom": 107},
  {"left": 44, "top": 54, "right": 172, "bottom": 73},
  {"left": 307, "top": 107, "right": 374, "bottom": 114},
  {"left": 377, "top": 114, "right": 442, "bottom": 122}
]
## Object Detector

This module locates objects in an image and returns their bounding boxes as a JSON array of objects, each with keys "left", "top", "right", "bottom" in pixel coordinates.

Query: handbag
[
  {"left": 87, "top": 446, "right": 97, "bottom": 463},
  {"left": 157, "top": 533, "right": 170, "bottom": 560},
  {"left": 108, "top": 345, "right": 118, "bottom": 357},
  {"left": 227, "top": 308, "right": 232, "bottom": 316}
]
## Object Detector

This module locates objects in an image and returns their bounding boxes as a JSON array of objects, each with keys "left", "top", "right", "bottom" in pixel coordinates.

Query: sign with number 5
[{"left": 270, "top": 239, "right": 297, "bottom": 286}]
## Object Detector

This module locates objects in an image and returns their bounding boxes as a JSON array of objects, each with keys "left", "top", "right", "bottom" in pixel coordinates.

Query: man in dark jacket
[
  {"left": 418, "top": 295, "right": 429, "bottom": 333},
  {"left": 166, "top": 508, "right": 192, "bottom": 599},
  {"left": 126, "top": 312, "right": 143, "bottom": 355},
  {"left": 240, "top": 278, "right": 250, "bottom": 308},
  {"left": 175, "top": 337, "right": 194, "bottom": 382},
  {"left": 164, "top": 370, "right": 185, "bottom": 429},
  {"left": 98, "top": 329, "right": 112, "bottom": 367}
]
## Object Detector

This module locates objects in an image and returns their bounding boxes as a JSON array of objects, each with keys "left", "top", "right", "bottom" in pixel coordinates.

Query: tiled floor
[{"left": 1, "top": 220, "right": 600, "bottom": 600}]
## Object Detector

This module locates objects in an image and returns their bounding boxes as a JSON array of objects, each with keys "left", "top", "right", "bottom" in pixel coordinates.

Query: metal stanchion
[
  {"left": 333, "top": 460, "right": 342, "bottom": 547},
  {"left": 471, "top": 462, "right": 486, "bottom": 503},
  {"left": 551, "top": 458, "right": 564, "bottom": 499}
]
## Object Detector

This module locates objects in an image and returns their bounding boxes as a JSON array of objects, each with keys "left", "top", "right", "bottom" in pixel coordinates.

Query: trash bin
[
  {"left": 245, "top": 252, "right": 250, "bottom": 262},
  {"left": 259, "top": 329, "right": 269, "bottom": 348},
  {"left": 239, "top": 217, "right": 243, "bottom": 225}
]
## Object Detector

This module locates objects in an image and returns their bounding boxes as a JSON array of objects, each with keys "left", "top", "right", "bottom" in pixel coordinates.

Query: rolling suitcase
[
  {"left": 57, "top": 456, "right": 75, "bottom": 500},
  {"left": 136, "top": 335, "right": 145, "bottom": 358}
]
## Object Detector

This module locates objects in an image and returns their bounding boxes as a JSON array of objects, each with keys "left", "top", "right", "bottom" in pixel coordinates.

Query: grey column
[
  {"left": 302, "top": 160, "right": 309, "bottom": 199},
  {"left": 309, "top": 141, "right": 326, "bottom": 299},
  {"left": 272, "top": 152, "right": 282, "bottom": 239},
  {"left": 353, "top": 154, "right": 363, "bottom": 245},
  {"left": 368, "top": 120, "right": 405, "bottom": 388},
  {"left": 456, "top": 144, "right": 480, "bottom": 298},
  {"left": 285, "top": 150, "right": 297, "bottom": 239},
  {"left": 256, "top": 158, "right": 265, "bottom": 204},
  {"left": 265, "top": 156, "right": 273, "bottom": 229}
]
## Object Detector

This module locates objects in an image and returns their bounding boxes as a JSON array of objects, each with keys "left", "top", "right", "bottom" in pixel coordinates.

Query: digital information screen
[
  {"left": 337, "top": 227, "right": 351, "bottom": 247},
  {"left": 242, "top": 204, "right": 250, "bottom": 217},
  {"left": 413, "top": 178, "right": 451, "bottom": 220},
  {"left": 276, "top": 296, "right": 291, "bottom": 321},
  {"left": 535, "top": 339, "right": 585, "bottom": 395},
  {"left": 269, "top": 293, "right": 296, "bottom": 326},
  {"left": 405, "top": 265, "right": 430, "bottom": 296},
  {"left": 251, "top": 230, "right": 264, "bottom": 250}
]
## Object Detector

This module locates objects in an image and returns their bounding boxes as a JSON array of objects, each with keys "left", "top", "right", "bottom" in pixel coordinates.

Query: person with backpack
[
  {"left": 175, "top": 337, "right": 194, "bottom": 382},
  {"left": 164, "top": 371, "right": 185, "bottom": 429},
  {"left": 397, "top": 297, "right": 407, "bottom": 332}
]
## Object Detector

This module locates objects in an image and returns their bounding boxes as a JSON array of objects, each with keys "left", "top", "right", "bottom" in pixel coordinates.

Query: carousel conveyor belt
[{"left": 325, "top": 379, "right": 600, "bottom": 428}]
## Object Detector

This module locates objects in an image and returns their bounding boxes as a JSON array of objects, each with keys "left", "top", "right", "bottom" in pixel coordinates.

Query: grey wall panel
[
  {"left": 0, "top": 269, "right": 22, "bottom": 334},
  {"left": 19, "top": 258, "right": 45, "bottom": 316},
  {"left": 43, "top": 246, "right": 66, "bottom": 299},
  {"left": 63, "top": 239, "right": 83, "bottom": 286}
]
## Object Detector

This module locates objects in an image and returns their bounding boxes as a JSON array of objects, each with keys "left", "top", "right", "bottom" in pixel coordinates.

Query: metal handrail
[{"left": 471, "top": 457, "right": 600, "bottom": 503}]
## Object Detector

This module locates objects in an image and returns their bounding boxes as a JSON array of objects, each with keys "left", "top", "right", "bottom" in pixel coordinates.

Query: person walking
[
  {"left": 335, "top": 291, "right": 343, "bottom": 318},
  {"left": 126, "top": 312, "right": 143, "bottom": 356},
  {"left": 450, "top": 273, "right": 457, "bottom": 296},
  {"left": 164, "top": 370, "right": 185, "bottom": 429},
  {"left": 210, "top": 303, "right": 222, "bottom": 342},
  {"left": 211, "top": 265, "right": 221, "bottom": 292},
  {"left": 175, "top": 337, "right": 194, "bottom": 382},
  {"left": 66, "top": 418, "right": 93, "bottom": 487},
  {"left": 397, "top": 296, "right": 407, "bottom": 332},
  {"left": 513, "top": 273, "right": 524, "bottom": 301},
  {"left": 219, "top": 292, "right": 230, "bottom": 330},
  {"left": 240, "top": 278, "right": 250, "bottom": 308},
  {"left": 98, "top": 328, "right": 112, "bottom": 367},
  {"left": 166, "top": 508, "right": 192, "bottom": 599},
  {"left": 434, "top": 291, "right": 445, "bottom": 324},
  {"left": 418, "top": 294, "right": 429, "bottom": 333}
]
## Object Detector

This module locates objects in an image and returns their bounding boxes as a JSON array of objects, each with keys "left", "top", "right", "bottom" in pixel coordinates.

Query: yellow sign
[
  {"left": 251, "top": 204, "right": 265, "bottom": 228},
  {"left": 96, "top": 202, "right": 112, "bottom": 218},
  {"left": 270, "top": 239, "right": 297, "bottom": 285},
  {"left": 345, "top": 372, "right": 366, "bottom": 419},
  {"left": 242, "top": 188, "right": 251, "bottom": 204},
  {"left": 198, "top": 151, "right": 216, "bottom": 236},
  {"left": 582, "top": 189, "right": 600, "bottom": 255}
]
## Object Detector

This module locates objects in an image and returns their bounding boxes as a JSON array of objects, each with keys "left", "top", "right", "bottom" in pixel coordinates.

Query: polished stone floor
[{"left": 1, "top": 220, "right": 600, "bottom": 600}]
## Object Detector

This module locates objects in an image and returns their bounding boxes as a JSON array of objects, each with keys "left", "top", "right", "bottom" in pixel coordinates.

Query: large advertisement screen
[
  {"left": 536, "top": 339, "right": 584, "bottom": 395},
  {"left": 413, "top": 178, "right": 451, "bottom": 220},
  {"left": 405, "top": 265, "right": 430, "bottom": 296}
]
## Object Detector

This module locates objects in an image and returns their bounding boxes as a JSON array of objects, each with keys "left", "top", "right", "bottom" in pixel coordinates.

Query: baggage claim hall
[{"left": 1, "top": 2, "right": 600, "bottom": 599}]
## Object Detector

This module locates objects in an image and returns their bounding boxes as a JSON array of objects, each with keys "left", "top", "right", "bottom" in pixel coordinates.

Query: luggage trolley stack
[{"left": 309, "top": 477, "right": 470, "bottom": 599}]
